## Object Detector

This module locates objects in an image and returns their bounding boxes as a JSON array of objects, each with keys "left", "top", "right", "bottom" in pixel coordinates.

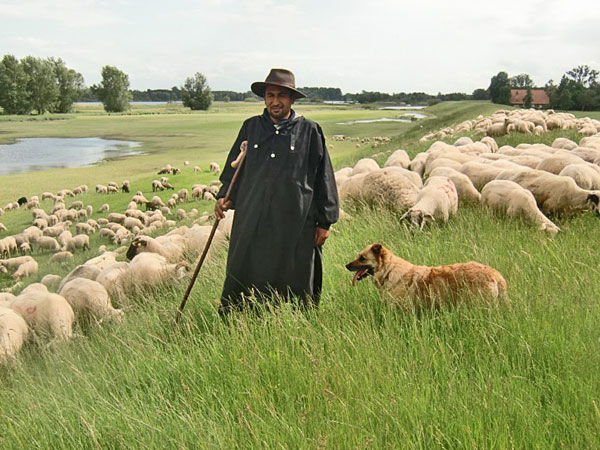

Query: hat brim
[{"left": 251, "top": 81, "right": 306, "bottom": 99}]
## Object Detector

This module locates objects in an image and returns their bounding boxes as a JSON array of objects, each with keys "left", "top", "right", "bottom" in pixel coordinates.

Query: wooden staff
[{"left": 175, "top": 142, "right": 247, "bottom": 323}]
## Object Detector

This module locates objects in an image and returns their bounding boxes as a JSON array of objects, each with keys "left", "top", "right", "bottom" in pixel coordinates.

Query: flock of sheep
[
  {"left": 337, "top": 117, "right": 600, "bottom": 235},
  {"left": 420, "top": 109, "right": 600, "bottom": 142},
  {"left": 0, "top": 161, "right": 234, "bottom": 362}
]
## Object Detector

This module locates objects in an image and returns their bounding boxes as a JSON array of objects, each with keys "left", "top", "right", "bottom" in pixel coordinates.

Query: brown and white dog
[{"left": 346, "top": 243, "right": 507, "bottom": 308}]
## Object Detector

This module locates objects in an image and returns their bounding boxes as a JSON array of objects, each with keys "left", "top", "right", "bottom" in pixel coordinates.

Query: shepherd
[{"left": 215, "top": 68, "right": 339, "bottom": 314}]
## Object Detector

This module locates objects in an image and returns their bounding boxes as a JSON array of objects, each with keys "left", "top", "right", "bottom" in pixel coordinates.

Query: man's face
[{"left": 264, "top": 85, "right": 295, "bottom": 123}]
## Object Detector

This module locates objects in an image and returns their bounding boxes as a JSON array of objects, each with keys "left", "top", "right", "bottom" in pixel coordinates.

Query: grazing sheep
[
  {"left": 535, "top": 152, "right": 587, "bottom": 175},
  {"left": 161, "top": 182, "right": 175, "bottom": 190},
  {"left": 384, "top": 149, "right": 410, "bottom": 169},
  {"left": 122, "top": 252, "right": 188, "bottom": 288},
  {"left": 184, "top": 161, "right": 190, "bottom": 166},
  {"left": 351, "top": 158, "right": 379, "bottom": 176},
  {"left": 0, "top": 306, "right": 29, "bottom": 362},
  {"left": 0, "top": 223, "right": 6, "bottom": 232},
  {"left": 35, "top": 236, "right": 61, "bottom": 252},
  {"left": 400, "top": 176, "right": 458, "bottom": 229},
  {"left": 482, "top": 180, "right": 560, "bottom": 235},
  {"left": 41, "top": 274, "right": 61, "bottom": 291},
  {"left": 150, "top": 196, "right": 165, "bottom": 209},
  {"left": 558, "top": 164, "right": 600, "bottom": 190},
  {"left": 494, "top": 167, "right": 600, "bottom": 215},
  {"left": 122, "top": 180, "right": 130, "bottom": 193},
  {"left": 64, "top": 235, "right": 90, "bottom": 252},
  {"left": 409, "top": 152, "right": 429, "bottom": 177},
  {"left": 486, "top": 119, "right": 509, "bottom": 137},
  {"left": 41, "top": 192, "right": 55, "bottom": 201},
  {"left": 13, "top": 259, "right": 39, "bottom": 281},
  {"left": 18, "top": 242, "right": 31, "bottom": 254},
  {"left": 108, "top": 213, "right": 127, "bottom": 224},
  {"left": 176, "top": 209, "right": 187, "bottom": 220},
  {"left": 96, "top": 185, "right": 108, "bottom": 194},
  {"left": 75, "top": 223, "right": 95, "bottom": 235},
  {"left": 57, "top": 230, "right": 73, "bottom": 248},
  {"left": 70, "top": 201, "right": 83, "bottom": 210},
  {"left": 7, "top": 291, "right": 74, "bottom": 340},
  {"left": 171, "top": 168, "right": 181, "bottom": 175},
  {"left": 49, "top": 251, "right": 74, "bottom": 264},
  {"left": 60, "top": 278, "right": 123, "bottom": 322},
  {"left": 193, "top": 166, "right": 201, "bottom": 173},
  {"left": 209, "top": 162, "right": 221, "bottom": 175},
  {"left": 107, "top": 186, "right": 119, "bottom": 194},
  {"left": 177, "top": 189, "right": 189, "bottom": 203},
  {"left": 152, "top": 180, "right": 164, "bottom": 192},
  {"left": 459, "top": 162, "right": 505, "bottom": 191},
  {"left": 100, "top": 203, "right": 110, "bottom": 213},
  {"left": 428, "top": 167, "right": 481, "bottom": 203},
  {"left": 479, "top": 136, "right": 498, "bottom": 153}
]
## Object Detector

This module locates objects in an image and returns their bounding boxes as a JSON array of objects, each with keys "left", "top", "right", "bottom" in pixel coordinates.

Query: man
[{"left": 215, "top": 68, "right": 339, "bottom": 313}]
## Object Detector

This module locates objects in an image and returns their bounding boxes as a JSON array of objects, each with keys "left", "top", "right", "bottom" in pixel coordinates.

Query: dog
[{"left": 346, "top": 243, "right": 507, "bottom": 308}]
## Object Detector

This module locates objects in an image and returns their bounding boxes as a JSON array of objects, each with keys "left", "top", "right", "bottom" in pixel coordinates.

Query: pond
[
  {"left": 0, "top": 137, "right": 142, "bottom": 176},
  {"left": 336, "top": 112, "right": 427, "bottom": 125}
]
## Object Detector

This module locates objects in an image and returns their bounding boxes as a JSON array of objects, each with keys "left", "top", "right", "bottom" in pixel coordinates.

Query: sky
[{"left": 1, "top": 0, "right": 599, "bottom": 94}]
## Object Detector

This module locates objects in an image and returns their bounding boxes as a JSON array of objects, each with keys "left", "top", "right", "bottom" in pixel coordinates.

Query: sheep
[
  {"left": 352, "top": 158, "right": 379, "bottom": 176},
  {"left": 152, "top": 180, "right": 164, "bottom": 192},
  {"left": 49, "top": 251, "right": 74, "bottom": 264},
  {"left": 120, "top": 252, "right": 188, "bottom": 288},
  {"left": 0, "top": 306, "right": 29, "bottom": 362},
  {"left": 176, "top": 209, "right": 188, "bottom": 220},
  {"left": 75, "top": 223, "right": 95, "bottom": 235},
  {"left": 409, "top": 152, "right": 429, "bottom": 177},
  {"left": 209, "top": 162, "right": 221, "bottom": 175},
  {"left": 0, "top": 223, "right": 6, "bottom": 232},
  {"left": 108, "top": 213, "right": 127, "bottom": 224},
  {"left": 486, "top": 119, "right": 509, "bottom": 137},
  {"left": 133, "top": 194, "right": 149, "bottom": 205},
  {"left": 481, "top": 180, "right": 560, "bottom": 235},
  {"left": 162, "top": 181, "right": 175, "bottom": 190},
  {"left": 121, "top": 180, "right": 130, "bottom": 193},
  {"left": 167, "top": 198, "right": 177, "bottom": 209},
  {"left": 64, "top": 235, "right": 90, "bottom": 253},
  {"left": 18, "top": 242, "right": 31, "bottom": 254},
  {"left": 150, "top": 196, "right": 165, "bottom": 209},
  {"left": 96, "top": 185, "right": 108, "bottom": 194},
  {"left": 453, "top": 137, "right": 473, "bottom": 147},
  {"left": 193, "top": 166, "right": 201, "bottom": 173},
  {"left": 479, "top": 136, "right": 498, "bottom": 153},
  {"left": 70, "top": 201, "right": 83, "bottom": 210},
  {"left": 100, "top": 204, "right": 110, "bottom": 213},
  {"left": 59, "top": 278, "right": 123, "bottom": 322},
  {"left": 384, "top": 150, "right": 410, "bottom": 169},
  {"left": 535, "top": 152, "right": 587, "bottom": 175},
  {"left": 13, "top": 259, "right": 39, "bottom": 281},
  {"left": 184, "top": 161, "right": 190, "bottom": 166},
  {"left": 428, "top": 167, "right": 481, "bottom": 203},
  {"left": 177, "top": 188, "right": 189, "bottom": 203},
  {"left": 107, "top": 186, "right": 119, "bottom": 194},
  {"left": 400, "top": 176, "right": 458, "bottom": 229},
  {"left": 171, "top": 167, "right": 181, "bottom": 175},
  {"left": 459, "top": 162, "right": 505, "bottom": 190},
  {"left": 494, "top": 167, "right": 600, "bottom": 215},
  {"left": 123, "top": 217, "right": 144, "bottom": 231},
  {"left": 558, "top": 164, "right": 600, "bottom": 190},
  {"left": 57, "top": 230, "right": 72, "bottom": 248},
  {"left": 41, "top": 192, "right": 55, "bottom": 201},
  {"left": 35, "top": 236, "right": 61, "bottom": 252},
  {"left": 40, "top": 274, "right": 61, "bottom": 291},
  {"left": 7, "top": 291, "right": 74, "bottom": 340},
  {"left": 58, "top": 265, "right": 101, "bottom": 292}
]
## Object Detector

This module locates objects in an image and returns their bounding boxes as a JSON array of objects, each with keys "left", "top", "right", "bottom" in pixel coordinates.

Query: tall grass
[{"left": 1, "top": 101, "right": 600, "bottom": 448}]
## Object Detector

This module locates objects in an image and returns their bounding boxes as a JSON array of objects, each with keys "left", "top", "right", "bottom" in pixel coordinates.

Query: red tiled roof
[{"left": 510, "top": 89, "right": 550, "bottom": 105}]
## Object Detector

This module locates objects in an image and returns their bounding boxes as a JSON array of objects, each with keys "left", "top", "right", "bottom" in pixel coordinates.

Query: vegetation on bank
[{"left": 1, "top": 101, "right": 600, "bottom": 448}]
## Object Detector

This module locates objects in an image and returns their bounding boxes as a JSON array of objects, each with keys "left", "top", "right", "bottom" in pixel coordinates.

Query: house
[{"left": 510, "top": 89, "right": 550, "bottom": 108}]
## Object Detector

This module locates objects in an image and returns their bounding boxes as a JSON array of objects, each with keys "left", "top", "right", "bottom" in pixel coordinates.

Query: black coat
[{"left": 217, "top": 109, "right": 339, "bottom": 310}]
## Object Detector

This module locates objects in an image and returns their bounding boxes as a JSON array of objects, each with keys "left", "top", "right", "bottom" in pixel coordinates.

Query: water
[
  {"left": 336, "top": 112, "right": 426, "bottom": 125},
  {"left": 379, "top": 105, "right": 427, "bottom": 110},
  {"left": 0, "top": 137, "right": 142, "bottom": 176}
]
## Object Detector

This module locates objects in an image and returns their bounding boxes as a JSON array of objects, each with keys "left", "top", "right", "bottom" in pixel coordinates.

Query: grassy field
[{"left": 1, "top": 101, "right": 600, "bottom": 448}]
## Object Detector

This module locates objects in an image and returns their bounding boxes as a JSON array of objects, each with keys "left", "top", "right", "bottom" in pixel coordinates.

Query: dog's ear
[{"left": 371, "top": 243, "right": 382, "bottom": 255}]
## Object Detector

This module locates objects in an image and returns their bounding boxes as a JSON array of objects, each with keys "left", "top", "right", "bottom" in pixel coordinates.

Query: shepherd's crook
[{"left": 175, "top": 141, "right": 247, "bottom": 323}]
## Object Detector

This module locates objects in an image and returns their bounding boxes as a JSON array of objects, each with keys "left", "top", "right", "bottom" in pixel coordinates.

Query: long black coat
[{"left": 217, "top": 109, "right": 339, "bottom": 310}]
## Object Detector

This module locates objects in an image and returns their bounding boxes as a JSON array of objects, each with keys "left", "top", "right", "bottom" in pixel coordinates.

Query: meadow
[{"left": 1, "top": 101, "right": 600, "bottom": 449}]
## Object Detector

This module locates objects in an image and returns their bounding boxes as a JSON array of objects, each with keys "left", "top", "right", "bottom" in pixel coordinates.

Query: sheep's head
[
  {"left": 126, "top": 236, "right": 150, "bottom": 260},
  {"left": 400, "top": 209, "right": 435, "bottom": 230},
  {"left": 587, "top": 193, "right": 600, "bottom": 216}
]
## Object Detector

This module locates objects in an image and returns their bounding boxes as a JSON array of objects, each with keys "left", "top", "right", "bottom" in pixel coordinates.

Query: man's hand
[
  {"left": 215, "top": 198, "right": 233, "bottom": 220},
  {"left": 314, "top": 227, "right": 330, "bottom": 246}
]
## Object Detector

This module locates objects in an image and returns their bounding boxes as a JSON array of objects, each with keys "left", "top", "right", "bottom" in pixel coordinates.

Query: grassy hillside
[{"left": 1, "top": 101, "right": 600, "bottom": 448}]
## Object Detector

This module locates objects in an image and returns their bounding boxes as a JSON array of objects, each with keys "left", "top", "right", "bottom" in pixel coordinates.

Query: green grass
[{"left": 1, "top": 101, "right": 600, "bottom": 448}]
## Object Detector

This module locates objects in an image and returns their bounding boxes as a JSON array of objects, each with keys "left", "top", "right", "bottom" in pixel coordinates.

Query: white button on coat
[
  {"left": 275, "top": 130, "right": 279, "bottom": 135},
  {"left": 270, "top": 153, "right": 276, "bottom": 158},
  {"left": 254, "top": 144, "right": 259, "bottom": 149}
]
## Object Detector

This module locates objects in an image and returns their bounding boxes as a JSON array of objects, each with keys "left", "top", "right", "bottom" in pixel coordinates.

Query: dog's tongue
[{"left": 352, "top": 269, "right": 367, "bottom": 286}]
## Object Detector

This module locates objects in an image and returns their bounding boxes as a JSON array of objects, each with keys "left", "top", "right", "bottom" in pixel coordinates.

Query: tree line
[
  {"left": 487, "top": 65, "right": 600, "bottom": 111},
  {"left": 0, "top": 54, "right": 213, "bottom": 114}
]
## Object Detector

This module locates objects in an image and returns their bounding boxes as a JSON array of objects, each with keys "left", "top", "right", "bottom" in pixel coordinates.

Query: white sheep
[
  {"left": 0, "top": 306, "right": 29, "bottom": 362},
  {"left": 351, "top": 158, "right": 379, "bottom": 176},
  {"left": 409, "top": 152, "right": 429, "bottom": 177},
  {"left": 13, "top": 259, "right": 39, "bottom": 281},
  {"left": 384, "top": 149, "right": 410, "bottom": 169},
  {"left": 59, "top": 278, "right": 123, "bottom": 322},
  {"left": 400, "top": 176, "right": 458, "bottom": 229},
  {"left": 459, "top": 162, "right": 505, "bottom": 190},
  {"left": 49, "top": 251, "right": 74, "bottom": 264},
  {"left": 35, "top": 236, "right": 61, "bottom": 252},
  {"left": 428, "top": 167, "right": 481, "bottom": 203},
  {"left": 494, "top": 167, "right": 600, "bottom": 215},
  {"left": 7, "top": 291, "right": 74, "bottom": 340},
  {"left": 535, "top": 152, "right": 587, "bottom": 175},
  {"left": 558, "top": 164, "right": 600, "bottom": 190},
  {"left": 481, "top": 180, "right": 560, "bottom": 235},
  {"left": 209, "top": 162, "right": 221, "bottom": 175},
  {"left": 40, "top": 274, "right": 62, "bottom": 291},
  {"left": 64, "top": 235, "right": 90, "bottom": 252},
  {"left": 100, "top": 203, "right": 110, "bottom": 213}
]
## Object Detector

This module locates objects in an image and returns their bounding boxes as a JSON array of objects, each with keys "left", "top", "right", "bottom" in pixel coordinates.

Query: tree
[
  {"left": 524, "top": 88, "right": 533, "bottom": 109},
  {"left": 566, "top": 65, "right": 599, "bottom": 88},
  {"left": 510, "top": 73, "right": 534, "bottom": 89},
  {"left": 472, "top": 88, "right": 490, "bottom": 100},
  {"left": 21, "top": 56, "right": 58, "bottom": 114},
  {"left": 488, "top": 71, "right": 511, "bottom": 105},
  {"left": 92, "top": 65, "right": 132, "bottom": 112},
  {"left": 181, "top": 72, "right": 212, "bottom": 110},
  {"left": 0, "top": 54, "right": 31, "bottom": 114},
  {"left": 51, "top": 58, "right": 84, "bottom": 113}
]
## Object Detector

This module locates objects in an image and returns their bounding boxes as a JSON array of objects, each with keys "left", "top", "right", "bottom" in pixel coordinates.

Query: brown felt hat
[{"left": 251, "top": 68, "right": 306, "bottom": 99}]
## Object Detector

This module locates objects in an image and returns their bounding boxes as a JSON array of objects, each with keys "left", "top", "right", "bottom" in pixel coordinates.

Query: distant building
[{"left": 510, "top": 89, "right": 550, "bottom": 108}]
